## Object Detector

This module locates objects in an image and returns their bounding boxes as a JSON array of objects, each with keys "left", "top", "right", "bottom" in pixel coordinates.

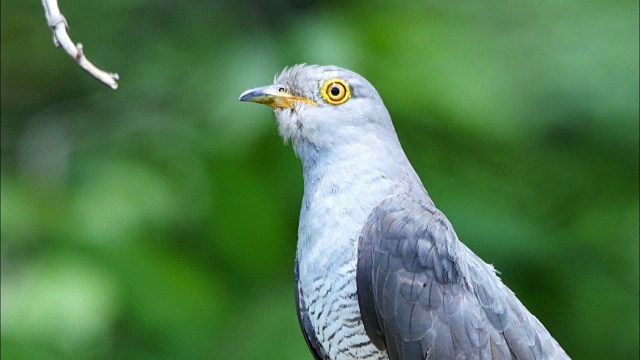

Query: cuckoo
[{"left": 239, "top": 65, "right": 569, "bottom": 360}]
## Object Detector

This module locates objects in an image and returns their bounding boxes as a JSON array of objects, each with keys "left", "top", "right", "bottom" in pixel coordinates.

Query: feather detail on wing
[{"left": 357, "top": 194, "right": 570, "bottom": 360}]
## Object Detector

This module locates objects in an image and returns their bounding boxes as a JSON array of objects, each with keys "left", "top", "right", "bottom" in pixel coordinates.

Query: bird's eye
[
  {"left": 278, "top": 87, "right": 285, "bottom": 93},
  {"left": 321, "top": 79, "right": 350, "bottom": 105}
]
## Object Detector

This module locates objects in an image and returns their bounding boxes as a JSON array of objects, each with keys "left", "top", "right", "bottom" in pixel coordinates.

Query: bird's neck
[{"left": 295, "top": 136, "right": 417, "bottom": 273}]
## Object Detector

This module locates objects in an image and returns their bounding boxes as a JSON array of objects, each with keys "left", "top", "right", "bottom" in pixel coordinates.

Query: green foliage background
[{"left": 1, "top": 0, "right": 638, "bottom": 359}]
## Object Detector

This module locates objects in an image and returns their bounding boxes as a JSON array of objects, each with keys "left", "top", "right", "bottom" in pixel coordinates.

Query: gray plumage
[{"left": 239, "top": 64, "right": 570, "bottom": 360}]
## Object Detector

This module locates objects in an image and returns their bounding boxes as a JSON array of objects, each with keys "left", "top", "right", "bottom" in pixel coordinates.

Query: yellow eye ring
[{"left": 321, "top": 79, "right": 351, "bottom": 105}]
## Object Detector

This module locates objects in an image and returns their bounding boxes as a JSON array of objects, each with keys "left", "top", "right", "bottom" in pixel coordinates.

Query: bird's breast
[
  {"left": 296, "top": 166, "right": 398, "bottom": 359},
  {"left": 298, "top": 258, "right": 387, "bottom": 360}
]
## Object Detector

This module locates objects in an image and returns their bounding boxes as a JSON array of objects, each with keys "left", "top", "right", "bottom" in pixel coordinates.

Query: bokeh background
[{"left": 2, "top": 0, "right": 638, "bottom": 359}]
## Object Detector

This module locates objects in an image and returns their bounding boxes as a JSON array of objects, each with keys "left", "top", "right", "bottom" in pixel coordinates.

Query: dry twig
[{"left": 41, "top": 0, "right": 119, "bottom": 89}]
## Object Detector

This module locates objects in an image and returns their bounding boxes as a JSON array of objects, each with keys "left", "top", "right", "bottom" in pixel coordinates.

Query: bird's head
[{"left": 239, "top": 65, "right": 398, "bottom": 156}]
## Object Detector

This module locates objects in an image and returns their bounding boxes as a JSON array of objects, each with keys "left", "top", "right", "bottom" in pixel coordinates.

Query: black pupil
[{"left": 330, "top": 85, "right": 341, "bottom": 96}]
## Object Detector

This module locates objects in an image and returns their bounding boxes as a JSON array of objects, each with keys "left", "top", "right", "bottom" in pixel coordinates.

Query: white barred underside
[{"left": 304, "top": 262, "right": 387, "bottom": 360}]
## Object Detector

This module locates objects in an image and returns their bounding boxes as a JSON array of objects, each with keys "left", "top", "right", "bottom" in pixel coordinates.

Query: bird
[{"left": 239, "top": 64, "right": 570, "bottom": 360}]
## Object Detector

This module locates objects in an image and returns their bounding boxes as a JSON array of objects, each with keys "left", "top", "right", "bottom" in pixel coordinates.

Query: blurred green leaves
[{"left": 1, "top": 0, "right": 638, "bottom": 359}]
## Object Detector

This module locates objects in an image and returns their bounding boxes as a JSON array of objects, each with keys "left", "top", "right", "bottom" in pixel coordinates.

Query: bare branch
[{"left": 41, "top": 0, "right": 119, "bottom": 90}]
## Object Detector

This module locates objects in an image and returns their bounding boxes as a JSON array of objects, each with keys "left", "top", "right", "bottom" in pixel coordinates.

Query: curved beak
[{"left": 238, "top": 85, "right": 316, "bottom": 109}]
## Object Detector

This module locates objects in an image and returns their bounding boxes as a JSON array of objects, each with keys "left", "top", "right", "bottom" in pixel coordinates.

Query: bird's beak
[{"left": 238, "top": 85, "right": 316, "bottom": 109}]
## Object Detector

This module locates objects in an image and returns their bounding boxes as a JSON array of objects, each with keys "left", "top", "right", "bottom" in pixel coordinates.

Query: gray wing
[
  {"left": 356, "top": 194, "right": 570, "bottom": 360},
  {"left": 295, "top": 256, "right": 329, "bottom": 360}
]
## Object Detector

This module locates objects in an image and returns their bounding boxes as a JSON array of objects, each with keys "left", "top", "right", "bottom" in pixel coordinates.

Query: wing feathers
[{"left": 357, "top": 194, "right": 570, "bottom": 359}]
